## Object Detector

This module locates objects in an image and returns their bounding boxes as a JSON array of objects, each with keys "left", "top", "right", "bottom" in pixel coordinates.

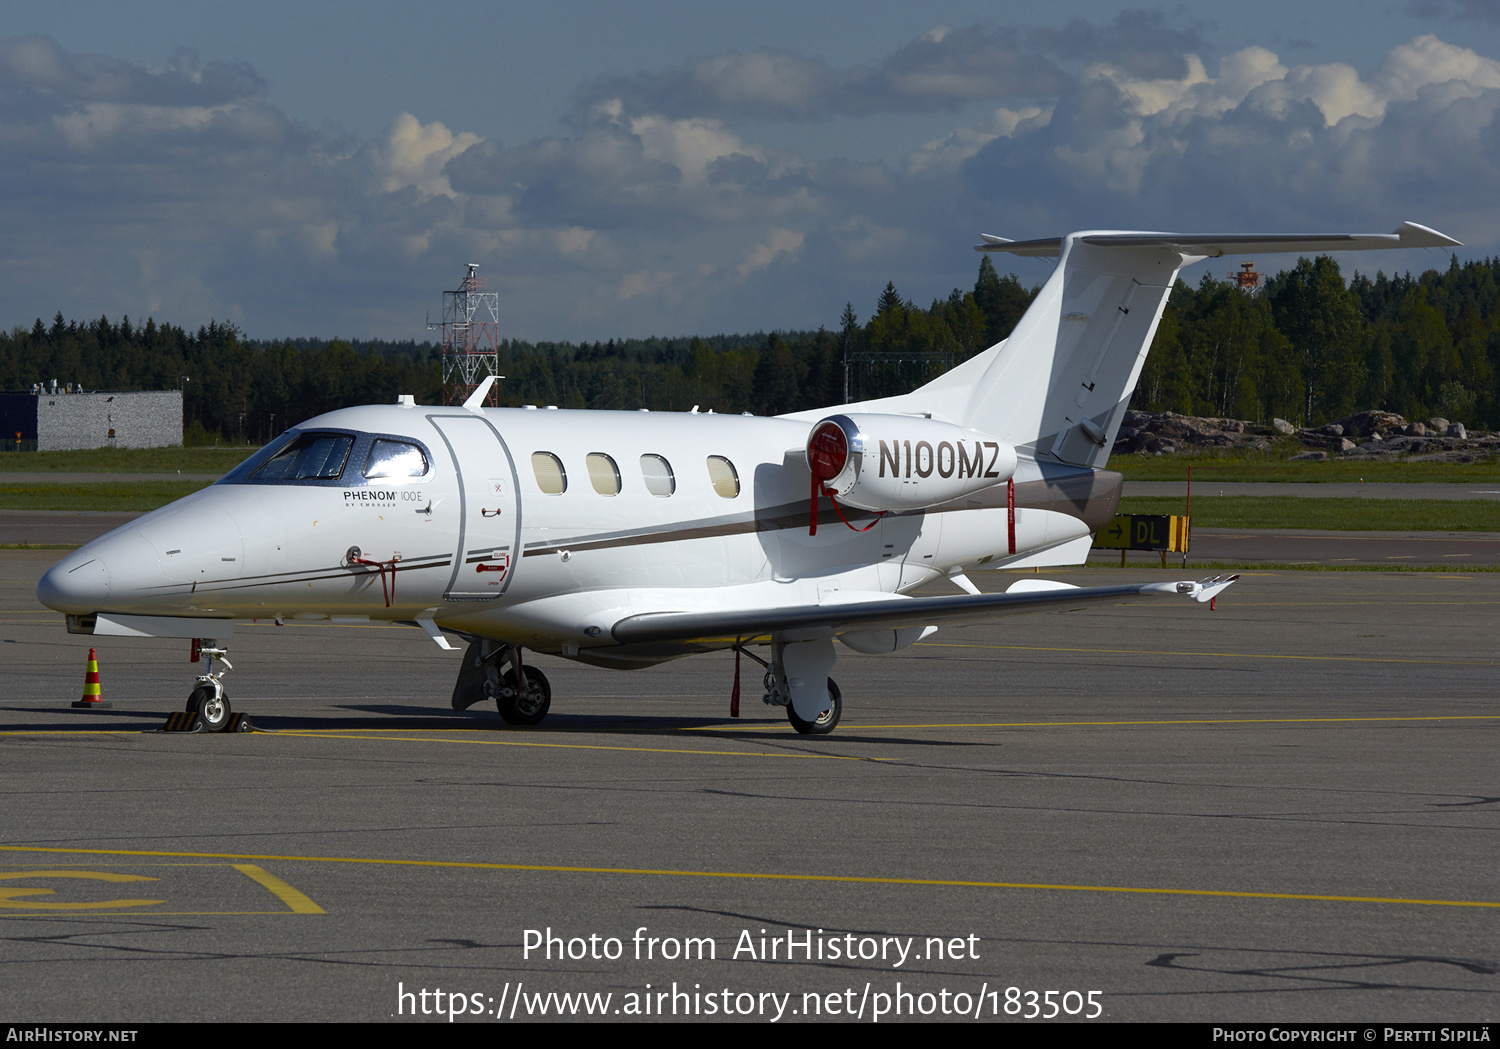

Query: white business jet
[{"left": 37, "top": 222, "right": 1458, "bottom": 733}]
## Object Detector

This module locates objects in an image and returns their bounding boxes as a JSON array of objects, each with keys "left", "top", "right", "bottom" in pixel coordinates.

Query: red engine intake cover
[{"left": 807, "top": 420, "right": 848, "bottom": 482}]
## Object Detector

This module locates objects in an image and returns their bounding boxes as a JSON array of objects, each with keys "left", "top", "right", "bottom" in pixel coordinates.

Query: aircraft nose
[
  {"left": 37, "top": 495, "right": 247, "bottom": 617},
  {"left": 37, "top": 551, "right": 111, "bottom": 614}
]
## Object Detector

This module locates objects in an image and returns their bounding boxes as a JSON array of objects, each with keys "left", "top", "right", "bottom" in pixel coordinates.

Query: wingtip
[
  {"left": 1395, "top": 221, "right": 1462, "bottom": 249},
  {"left": 1194, "top": 573, "right": 1240, "bottom": 604}
]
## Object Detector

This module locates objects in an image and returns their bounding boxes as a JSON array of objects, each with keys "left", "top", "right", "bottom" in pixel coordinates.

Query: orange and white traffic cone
[{"left": 71, "top": 647, "right": 110, "bottom": 709}]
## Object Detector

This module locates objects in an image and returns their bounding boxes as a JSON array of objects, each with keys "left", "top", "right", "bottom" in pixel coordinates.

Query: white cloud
[
  {"left": 964, "top": 34, "right": 1500, "bottom": 247},
  {"left": 375, "top": 112, "right": 480, "bottom": 198},
  {"left": 0, "top": 28, "right": 1496, "bottom": 345},
  {"left": 625, "top": 112, "right": 770, "bottom": 186},
  {"left": 574, "top": 26, "right": 1067, "bottom": 121},
  {"left": 690, "top": 51, "right": 827, "bottom": 112},
  {"left": 736, "top": 228, "right": 804, "bottom": 279},
  {"left": 616, "top": 268, "right": 675, "bottom": 303},
  {"left": 904, "top": 105, "right": 1050, "bottom": 174}
]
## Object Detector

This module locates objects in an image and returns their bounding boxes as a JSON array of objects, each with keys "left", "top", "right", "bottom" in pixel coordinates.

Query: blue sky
[{"left": 4, "top": 1, "right": 1498, "bottom": 341}]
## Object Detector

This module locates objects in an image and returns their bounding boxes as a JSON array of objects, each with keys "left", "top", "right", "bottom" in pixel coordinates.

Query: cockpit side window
[
  {"left": 250, "top": 433, "right": 354, "bottom": 481},
  {"left": 363, "top": 439, "right": 429, "bottom": 479}
]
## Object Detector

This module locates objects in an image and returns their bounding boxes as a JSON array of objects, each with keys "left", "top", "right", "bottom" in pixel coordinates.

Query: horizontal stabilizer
[{"left": 975, "top": 222, "right": 1460, "bottom": 258}]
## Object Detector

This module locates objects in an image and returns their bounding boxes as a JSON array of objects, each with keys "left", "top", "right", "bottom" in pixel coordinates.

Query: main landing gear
[
  {"left": 452, "top": 639, "right": 552, "bottom": 726},
  {"left": 185, "top": 639, "right": 234, "bottom": 731},
  {"left": 754, "top": 638, "right": 843, "bottom": 735},
  {"left": 784, "top": 678, "right": 842, "bottom": 734}
]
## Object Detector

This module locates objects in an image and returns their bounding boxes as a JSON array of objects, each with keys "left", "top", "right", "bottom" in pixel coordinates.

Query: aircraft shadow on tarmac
[
  {"left": 3, "top": 703, "right": 996, "bottom": 745},
  {"left": 317, "top": 705, "right": 1000, "bottom": 746}
]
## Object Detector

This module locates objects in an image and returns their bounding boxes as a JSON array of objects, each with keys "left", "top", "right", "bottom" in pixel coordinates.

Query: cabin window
[
  {"left": 531, "top": 451, "right": 567, "bottom": 494},
  {"left": 362, "top": 439, "right": 428, "bottom": 479},
  {"left": 586, "top": 452, "right": 621, "bottom": 496},
  {"left": 251, "top": 432, "right": 353, "bottom": 481},
  {"left": 706, "top": 455, "right": 740, "bottom": 498},
  {"left": 639, "top": 454, "right": 675, "bottom": 497}
]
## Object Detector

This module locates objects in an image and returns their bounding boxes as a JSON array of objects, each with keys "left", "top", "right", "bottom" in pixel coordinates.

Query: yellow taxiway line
[
  {"left": 264, "top": 729, "right": 888, "bottom": 759},
  {"left": 0, "top": 844, "right": 1494, "bottom": 910},
  {"left": 684, "top": 714, "right": 1500, "bottom": 731},
  {"left": 915, "top": 640, "right": 1496, "bottom": 665}
]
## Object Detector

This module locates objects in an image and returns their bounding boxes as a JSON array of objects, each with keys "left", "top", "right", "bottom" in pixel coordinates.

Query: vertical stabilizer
[{"left": 958, "top": 235, "right": 1186, "bottom": 468}]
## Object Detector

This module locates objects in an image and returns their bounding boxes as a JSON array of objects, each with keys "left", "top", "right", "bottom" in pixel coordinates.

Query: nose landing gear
[{"left": 186, "top": 640, "right": 235, "bottom": 732}]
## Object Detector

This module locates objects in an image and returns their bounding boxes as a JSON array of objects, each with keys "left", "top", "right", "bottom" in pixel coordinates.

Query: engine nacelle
[{"left": 806, "top": 413, "right": 1017, "bottom": 512}]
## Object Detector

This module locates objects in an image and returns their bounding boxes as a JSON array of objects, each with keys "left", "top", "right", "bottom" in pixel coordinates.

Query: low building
[{"left": 0, "top": 388, "right": 183, "bottom": 451}]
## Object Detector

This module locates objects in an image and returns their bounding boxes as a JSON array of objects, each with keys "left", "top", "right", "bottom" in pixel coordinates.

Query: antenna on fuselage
[{"left": 463, "top": 374, "right": 501, "bottom": 413}]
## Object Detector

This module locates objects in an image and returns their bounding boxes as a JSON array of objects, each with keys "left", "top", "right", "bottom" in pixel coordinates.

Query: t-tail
[{"left": 826, "top": 222, "right": 1459, "bottom": 471}]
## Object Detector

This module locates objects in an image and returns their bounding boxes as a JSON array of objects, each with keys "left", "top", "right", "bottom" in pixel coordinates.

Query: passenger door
[{"left": 430, "top": 414, "right": 521, "bottom": 600}]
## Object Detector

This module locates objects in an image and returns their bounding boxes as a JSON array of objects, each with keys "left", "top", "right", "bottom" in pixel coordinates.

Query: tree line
[
  {"left": 1137, "top": 254, "right": 1500, "bottom": 428},
  {"left": 2, "top": 252, "right": 1497, "bottom": 444}
]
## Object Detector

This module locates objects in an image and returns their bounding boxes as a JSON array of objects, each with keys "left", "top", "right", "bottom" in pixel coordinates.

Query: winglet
[
  {"left": 1395, "top": 221, "right": 1462, "bottom": 249},
  {"left": 463, "top": 376, "right": 498, "bottom": 413},
  {"left": 1193, "top": 573, "right": 1240, "bottom": 604},
  {"left": 1142, "top": 574, "right": 1240, "bottom": 604}
]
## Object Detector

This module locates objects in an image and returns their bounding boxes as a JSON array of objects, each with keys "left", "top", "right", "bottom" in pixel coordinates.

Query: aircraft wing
[
  {"left": 610, "top": 575, "right": 1238, "bottom": 645},
  {"left": 975, "top": 222, "right": 1460, "bottom": 258}
]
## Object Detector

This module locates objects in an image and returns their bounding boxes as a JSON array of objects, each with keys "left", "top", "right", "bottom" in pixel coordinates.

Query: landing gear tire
[
  {"left": 190, "top": 684, "right": 231, "bottom": 732},
  {"left": 497, "top": 666, "right": 551, "bottom": 726},
  {"left": 787, "top": 678, "right": 841, "bottom": 735}
]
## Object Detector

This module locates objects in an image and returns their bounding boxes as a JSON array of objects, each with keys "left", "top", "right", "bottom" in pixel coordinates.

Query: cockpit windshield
[
  {"left": 250, "top": 433, "right": 354, "bottom": 481},
  {"left": 216, "top": 428, "right": 434, "bottom": 487}
]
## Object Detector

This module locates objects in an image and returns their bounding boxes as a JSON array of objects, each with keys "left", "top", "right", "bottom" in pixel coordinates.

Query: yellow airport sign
[{"left": 1093, "top": 514, "right": 1190, "bottom": 553}]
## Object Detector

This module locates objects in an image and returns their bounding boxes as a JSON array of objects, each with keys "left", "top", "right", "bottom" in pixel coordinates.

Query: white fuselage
[{"left": 37, "top": 402, "right": 1101, "bottom": 665}]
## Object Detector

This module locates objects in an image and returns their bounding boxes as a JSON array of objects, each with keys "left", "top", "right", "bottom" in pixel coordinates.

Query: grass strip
[
  {"left": 0, "top": 480, "right": 211, "bottom": 511},
  {"left": 0, "top": 447, "right": 253, "bottom": 474},
  {"left": 1085, "top": 558, "right": 1500, "bottom": 573},
  {"left": 1118, "top": 495, "right": 1500, "bottom": 531},
  {"left": 1112, "top": 452, "right": 1500, "bottom": 484}
]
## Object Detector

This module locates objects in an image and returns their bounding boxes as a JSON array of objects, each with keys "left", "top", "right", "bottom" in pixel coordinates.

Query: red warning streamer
[
  {"left": 351, "top": 556, "right": 397, "bottom": 607},
  {"left": 825, "top": 489, "right": 884, "bottom": 532},
  {"left": 730, "top": 647, "right": 741, "bottom": 718},
  {"left": 1007, "top": 477, "right": 1016, "bottom": 554}
]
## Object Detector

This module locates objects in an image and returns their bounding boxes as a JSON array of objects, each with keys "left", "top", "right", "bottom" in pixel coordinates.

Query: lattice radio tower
[
  {"left": 1228, "top": 260, "right": 1263, "bottom": 291},
  {"left": 429, "top": 263, "right": 501, "bottom": 406}
]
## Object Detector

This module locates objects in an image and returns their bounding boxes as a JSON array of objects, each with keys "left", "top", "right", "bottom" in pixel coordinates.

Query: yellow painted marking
[
  {"left": 0, "top": 864, "right": 323, "bottom": 916},
  {"left": 232, "top": 864, "right": 324, "bottom": 914},
  {"left": 914, "top": 641, "right": 1494, "bottom": 666},
  {"left": 684, "top": 714, "right": 1500, "bottom": 731},
  {"left": 265, "top": 729, "right": 885, "bottom": 760},
  {"left": 7, "top": 712, "right": 1496, "bottom": 739},
  {"left": 240, "top": 620, "right": 407, "bottom": 629},
  {"left": 0, "top": 870, "right": 162, "bottom": 909},
  {"left": 0, "top": 846, "right": 1491, "bottom": 910},
  {"left": 1155, "top": 599, "right": 1500, "bottom": 607}
]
